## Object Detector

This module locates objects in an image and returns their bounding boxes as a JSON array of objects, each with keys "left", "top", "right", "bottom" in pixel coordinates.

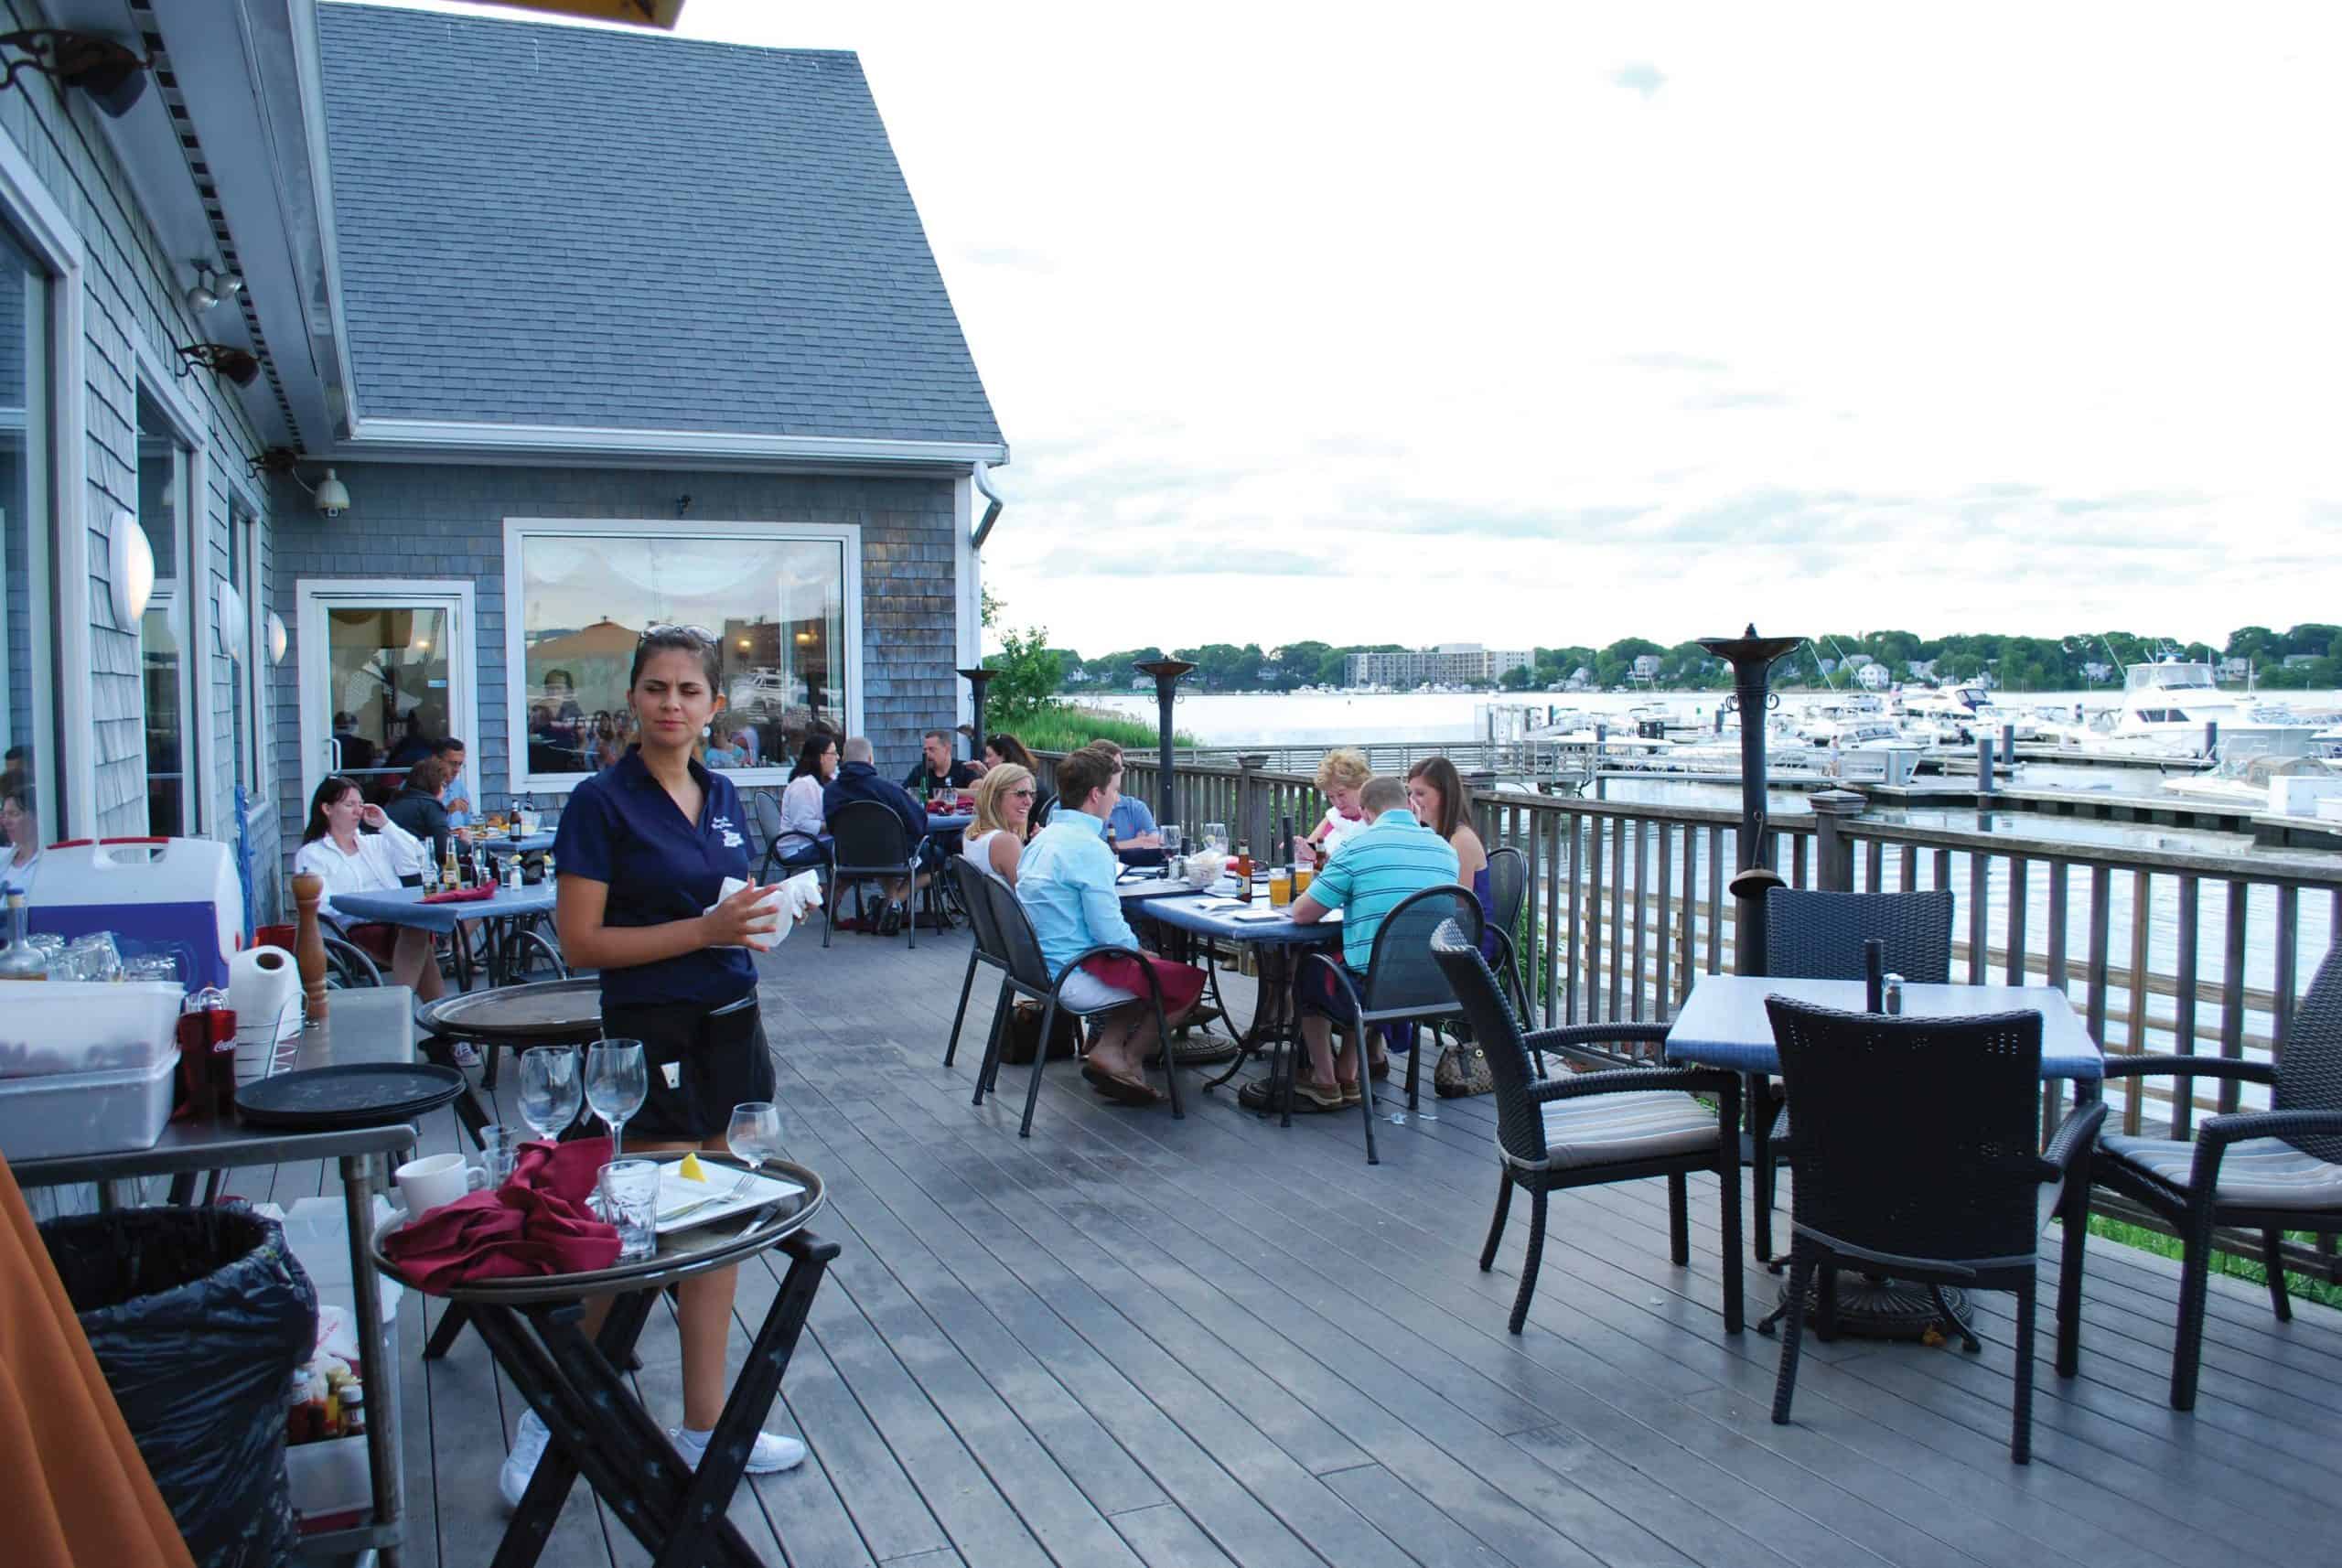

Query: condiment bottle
[{"left": 339, "top": 1380, "right": 366, "bottom": 1437}]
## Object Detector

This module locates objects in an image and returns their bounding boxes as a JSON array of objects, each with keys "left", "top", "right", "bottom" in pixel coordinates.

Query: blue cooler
[{"left": 26, "top": 837, "right": 243, "bottom": 992}]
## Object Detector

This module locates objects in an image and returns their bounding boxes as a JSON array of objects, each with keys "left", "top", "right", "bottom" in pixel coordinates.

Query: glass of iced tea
[{"left": 1268, "top": 867, "right": 1293, "bottom": 908}]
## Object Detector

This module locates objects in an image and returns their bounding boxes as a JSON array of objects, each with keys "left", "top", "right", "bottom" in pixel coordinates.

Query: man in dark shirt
[
  {"left": 901, "top": 728, "right": 980, "bottom": 795},
  {"left": 826, "top": 736, "right": 931, "bottom": 933}
]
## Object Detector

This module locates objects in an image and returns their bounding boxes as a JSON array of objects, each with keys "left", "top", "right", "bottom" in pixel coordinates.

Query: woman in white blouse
[
  {"left": 293, "top": 775, "right": 447, "bottom": 1001},
  {"left": 962, "top": 763, "right": 1034, "bottom": 886},
  {"left": 775, "top": 733, "right": 837, "bottom": 869}
]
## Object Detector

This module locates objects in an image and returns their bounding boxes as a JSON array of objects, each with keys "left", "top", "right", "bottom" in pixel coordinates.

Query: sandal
[{"left": 1093, "top": 1067, "right": 1163, "bottom": 1106}]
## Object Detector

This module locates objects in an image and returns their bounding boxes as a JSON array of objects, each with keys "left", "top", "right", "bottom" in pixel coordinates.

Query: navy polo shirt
[{"left": 553, "top": 748, "right": 757, "bottom": 1007}]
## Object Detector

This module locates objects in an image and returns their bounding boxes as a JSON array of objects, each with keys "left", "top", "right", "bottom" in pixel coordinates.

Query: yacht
[{"left": 2049, "top": 659, "right": 2324, "bottom": 757}]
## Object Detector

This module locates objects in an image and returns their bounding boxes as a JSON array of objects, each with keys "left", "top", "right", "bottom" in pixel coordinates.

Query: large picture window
[
  {"left": 506, "top": 521, "right": 860, "bottom": 789},
  {"left": 0, "top": 224, "right": 50, "bottom": 859}
]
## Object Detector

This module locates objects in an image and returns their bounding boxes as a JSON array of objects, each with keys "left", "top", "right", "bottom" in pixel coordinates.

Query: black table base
[
  {"left": 472, "top": 1230, "right": 837, "bottom": 1568},
  {"left": 1755, "top": 1271, "right": 1978, "bottom": 1346}
]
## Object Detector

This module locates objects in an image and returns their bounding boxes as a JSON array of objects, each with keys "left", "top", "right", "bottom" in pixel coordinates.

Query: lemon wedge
[{"left": 677, "top": 1151, "right": 708, "bottom": 1183}]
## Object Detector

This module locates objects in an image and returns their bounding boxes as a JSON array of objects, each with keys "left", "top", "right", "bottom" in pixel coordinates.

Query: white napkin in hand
[{"left": 707, "top": 870, "right": 824, "bottom": 951}]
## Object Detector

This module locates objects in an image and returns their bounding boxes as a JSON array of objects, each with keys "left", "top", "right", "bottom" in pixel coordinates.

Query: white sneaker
[
  {"left": 499, "top": 1409, "right": 551, "bottom": 1510},
  {"left": 670, "top": 1424, "right": 807, "bottom": 1475}
]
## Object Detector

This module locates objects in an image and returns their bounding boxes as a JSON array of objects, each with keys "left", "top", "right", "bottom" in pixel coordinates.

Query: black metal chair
[
  {"left": 1432, "top": 921, "right": 1746, "bottom": 1336},
  {"left": 1030, "top": 792, "right": 1057, "bottom": 831},
  {"left": 972, "top": 875, "right": 1184, "bottom": 1138},
  {"left": 1752, "top": 886, "right": 1956, "bottom": 1261},
  {"left": 944, "top": 857, "right": 1013, "bottom": 1069},
  {"left": 1762, "top": 996, "right": 2102, "bottom": 1464},
  {"left": 321, "top": 932, "right": 383, "bottom": 989},
  {"left": 1300, "top": 884, "right": 1484, "bottom": 1164},
  {"left": 824, "top": 800, "right": 920, "bottom": 950},
  {"left": 1486, "top": 844, "right": 1527, "bottom": 938},
  {"left": 2093, "top": 943, "right": 2342, "bottom": 1410}
]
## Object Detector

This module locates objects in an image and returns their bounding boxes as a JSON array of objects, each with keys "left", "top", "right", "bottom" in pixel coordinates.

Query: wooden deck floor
[{"left": 39, "top": 924, "right": 2342, "bottom": 1567}]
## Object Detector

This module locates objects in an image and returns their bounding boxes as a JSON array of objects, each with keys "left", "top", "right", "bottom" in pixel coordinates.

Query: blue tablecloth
[
  {"left": 924, "top": 814, "right": 972, "bottom": 837},
  {"left": 328, "top": 882, "right": 559, "bottom": 937},
  {"left": 1663, "top": 974, "right": 2105, "bottom": 1080},
  {"left": 1136, "top": 886, "right": 1343, "bottom": 948}
]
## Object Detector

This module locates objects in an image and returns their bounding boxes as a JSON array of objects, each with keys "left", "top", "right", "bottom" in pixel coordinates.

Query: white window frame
[
  {"left": 0, "top": 123, "right": 82, "bottom": 839},
  {"left": 501, "top": 517, "right": 864, "bottom": 797},
  {"left": 295, "top": 578, "right": 478, "bottom": 811},
  {"left": 131, "top": 350, "right": 208, "bottom": 837},
  {"left": 226, "top": 495, "right": 266, "bottom": 817}
]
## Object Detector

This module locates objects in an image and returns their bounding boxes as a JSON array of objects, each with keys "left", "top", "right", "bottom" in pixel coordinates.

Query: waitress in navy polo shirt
[{"left": 504, "top": 627, "right": 799, "bottom": 1506}]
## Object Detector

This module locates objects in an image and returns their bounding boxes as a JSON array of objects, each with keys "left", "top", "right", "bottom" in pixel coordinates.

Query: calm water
[{"left": 1084, "top": 687, "right": 2342, "bottom": 747}]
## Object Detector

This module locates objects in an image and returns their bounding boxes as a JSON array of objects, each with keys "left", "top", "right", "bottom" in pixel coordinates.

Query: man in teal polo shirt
[{"left": 1288, "top": 774, "right": 1458, "bottom": 1107}]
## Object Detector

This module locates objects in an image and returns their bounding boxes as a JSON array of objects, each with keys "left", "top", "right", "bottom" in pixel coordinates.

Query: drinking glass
[
  {"left": 1203, "top": 822, "right": 1229, "bottom": 855},
  {"left": 596, "top": 1159, "right": 660, "bottom": 1261},
  {"left": 1161, "top": 824, "right": 1183, "bottom": 858},
  {"left": 477, "top": 1123, "right": 524, "bottom": 1186},
  {"left": 586, "top": 1040, "right": 648, "bottom": 1164},
  {"left": 66, "top": 932, "right": 123, "bottom": 983},
  {"left": 517, "top": 1047, "right": 584, "bottom": 1142},
  {"left": 726, "top": 1101, "right": 784, "bottom": 1194}
]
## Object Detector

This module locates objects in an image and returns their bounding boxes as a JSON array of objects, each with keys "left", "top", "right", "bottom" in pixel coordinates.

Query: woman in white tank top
[{"left": 964, "top": 763, "right": 1036, "bottom": 885}]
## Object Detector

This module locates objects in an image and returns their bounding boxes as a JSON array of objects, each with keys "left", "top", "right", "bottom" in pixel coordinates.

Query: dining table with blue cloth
[
  {"left": 1663, "top": 975, "right": 2105, "bottom": 1082},
  {"left": 1134, "top": 885, "right": 1344, "bottom": 1118},
  {"left": 328, "top": 880, "right": 559, "bottom": 936}
]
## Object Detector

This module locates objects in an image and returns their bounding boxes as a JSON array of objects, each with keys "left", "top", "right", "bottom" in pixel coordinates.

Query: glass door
[{"left": 296, "top": 584, "right": 475, "bottom": 811}]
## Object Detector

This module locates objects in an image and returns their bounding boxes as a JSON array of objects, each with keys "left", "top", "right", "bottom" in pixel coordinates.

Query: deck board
[{"left": 27, "top": 920, "right": 2342, "bottom": 1567}]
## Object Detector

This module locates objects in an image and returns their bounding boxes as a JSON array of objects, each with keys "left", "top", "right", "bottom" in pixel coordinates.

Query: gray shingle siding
[
  {"left": 316, "top": 4, "right": 1004, "bottom": 446},
  {"left": 269, "top": 463, "right": 960, "bottom": 860},
  {"left": 0, "top": 19, "right": 280, "bottom": 913}
]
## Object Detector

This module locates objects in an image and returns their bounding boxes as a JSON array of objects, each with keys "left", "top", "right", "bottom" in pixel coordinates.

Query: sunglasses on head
[{"left": 640, "top": 623, "right": 717, "bottom": 643}]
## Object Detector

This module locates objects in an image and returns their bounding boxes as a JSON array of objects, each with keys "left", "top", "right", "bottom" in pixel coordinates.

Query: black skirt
[{"left": 599, "top": 991, "right": 775, "bottom": 1143}]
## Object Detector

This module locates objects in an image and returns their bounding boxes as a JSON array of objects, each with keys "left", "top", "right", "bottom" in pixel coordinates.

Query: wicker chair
[
  {"left": 972, "top": 875, "right": 1184, "bottom": 1138},
  {"left": 2094, "top": 943, "right": 2342, "bottom": 1410},
  {"left": 944, "top": 857, "right": 1012, "bottom": 1069},
  {"left": 1432, "top": 921, "right": 1745, "bottom": 1336},
  {"left": 1296, "top": 884, "right": 1483, "bottom": 1164},
  {"left": 823, "top": 800, "right": 920, "bottom": 950},
  {"left": 1752, "top": 886, "right": 1956, "bottom": 1261},
  {"left": 1762, "top": 996, "right": 2101, "bottom": 1464}
]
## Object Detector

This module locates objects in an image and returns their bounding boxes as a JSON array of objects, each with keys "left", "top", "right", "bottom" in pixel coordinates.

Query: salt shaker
[{"left": 1883, "top": 972, "right": 1905, "bottom": 1015}]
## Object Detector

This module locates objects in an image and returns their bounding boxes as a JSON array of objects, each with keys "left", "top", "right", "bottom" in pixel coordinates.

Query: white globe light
[
  {"left": 267, "top": 611, "right": 288, "bottom": 664},
  {"left": 106, "top": 508, "right": 154, "bottom": 627}
]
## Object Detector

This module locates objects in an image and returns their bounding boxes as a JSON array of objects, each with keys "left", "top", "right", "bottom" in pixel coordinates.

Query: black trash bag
[{"left": 40, "top": 1201, "right": 319, "bottom": 1568}]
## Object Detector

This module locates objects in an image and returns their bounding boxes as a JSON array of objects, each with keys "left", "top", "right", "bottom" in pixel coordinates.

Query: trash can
[{"left": 40, "top": 1201, "right": 318, "bottom": 1568}]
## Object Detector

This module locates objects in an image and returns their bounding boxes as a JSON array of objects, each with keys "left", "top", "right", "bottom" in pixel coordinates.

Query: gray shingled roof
[{"left": 316, "top": 3, "right": 1003, "bottom": 446}]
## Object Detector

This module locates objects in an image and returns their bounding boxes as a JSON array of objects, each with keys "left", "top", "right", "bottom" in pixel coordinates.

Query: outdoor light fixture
[
  {"left": 184, "top": 263, "right": 242, "bottom": 315},
  {"left": 267, "top": 611, "right": 288, "bottom": 665},
  {"left": 105, "top": 508, "right": 154, "bottom": 628},
  {"left": 176, "top": 342, "right": 261, "bottom": 387},
  {"left": 217, "top": 581, "right": 246, "bottom": 660},
  {"left": 252, "top": 447, "right": 353, "bottom": 518},
  {"left": 0, "top": 29, "right": 151, "bottom": 117}
]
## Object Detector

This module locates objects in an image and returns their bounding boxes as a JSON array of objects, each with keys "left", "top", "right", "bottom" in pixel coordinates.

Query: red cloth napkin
[
  {"left": 421, "top": 883, "right": 499, "bottom": 906},
  {"left": 382, "top": 1136, "right": 621, "bottom": 1290}
]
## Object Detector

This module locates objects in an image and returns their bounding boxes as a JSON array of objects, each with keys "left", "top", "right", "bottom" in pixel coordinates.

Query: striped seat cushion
[
  {"left": 2102, "top": 1132, "right": 2342, "bottom": 1210},
  {"left": 1525, "top": 1090, "right": 1721, "bottom": 1171}
]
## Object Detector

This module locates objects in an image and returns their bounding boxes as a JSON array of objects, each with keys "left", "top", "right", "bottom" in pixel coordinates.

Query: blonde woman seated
[
  {"left": 1296, "top": 746, "right": 1373, "bottom": 868},
  {"left": 963, "top": 763, "right": 1036, "bottom": 886}
]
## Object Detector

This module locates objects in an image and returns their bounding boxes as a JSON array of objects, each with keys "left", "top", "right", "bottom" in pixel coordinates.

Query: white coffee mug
[{"left": 394, "top": 1151, "right": 489, "bottom": 1216}]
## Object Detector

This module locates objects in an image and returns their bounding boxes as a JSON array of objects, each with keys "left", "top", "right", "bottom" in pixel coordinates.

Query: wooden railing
[{"left": 1047, "top": 749, "right": 2342, "bottom": 1276}]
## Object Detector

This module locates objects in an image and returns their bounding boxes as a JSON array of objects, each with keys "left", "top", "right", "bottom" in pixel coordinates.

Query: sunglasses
[
  {"left": 1010, "top": 788, "right": 1037, "bottom": 799},
  {"left": 640, "top": 623, "right": 717, "bottom": 643}
]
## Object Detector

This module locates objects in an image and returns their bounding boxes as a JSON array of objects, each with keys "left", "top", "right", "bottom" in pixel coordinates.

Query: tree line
[{"left": 994, "top": 622, "right": 2342, "bottom": 697}]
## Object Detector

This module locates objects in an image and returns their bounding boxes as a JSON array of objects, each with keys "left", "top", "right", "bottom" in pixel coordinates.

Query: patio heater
[
  {"left": 957, "top": 666, "right": 996, "bottom": 760},
  {"left": 1133, "top": 658, "right": 1197, "bottom": 820},
  {"left": 1696, "top": 625, "right": 1804, "bottom": 975}
]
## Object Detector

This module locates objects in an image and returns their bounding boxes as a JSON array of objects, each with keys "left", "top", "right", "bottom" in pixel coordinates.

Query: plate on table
[{"left": 654, "top": 1164, "right": 805, "bottom": 1233}]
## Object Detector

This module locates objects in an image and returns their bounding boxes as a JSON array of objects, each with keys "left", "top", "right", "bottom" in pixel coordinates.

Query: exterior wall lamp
[
  {"left": 185, "top": 263, "right": 244, "bottom": 315},
  {"left": 105, "top": 508, "right": 154, "bottom": 629},
  {"left": 0, "top": 29, "right": 151, "bottom": 117},
  {"left": 252, "top": 447, "right": 353, "bottom": 519},
  {"left": 177, "top": 342, "right": 261, "bottom": 387}
]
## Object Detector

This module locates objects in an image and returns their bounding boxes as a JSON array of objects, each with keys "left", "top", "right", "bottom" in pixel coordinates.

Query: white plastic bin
[
  {"left": 0, "top": 1049, "right": 177, "bottom": 1160},
  {"left": 0, "top": 980, "right": 181, "bottom": 1079}
]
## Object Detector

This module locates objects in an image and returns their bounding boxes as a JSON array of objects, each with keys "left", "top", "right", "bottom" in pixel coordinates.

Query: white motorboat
[{"left": 2046, "top": 660, "right": 2324, "bottom": 758}]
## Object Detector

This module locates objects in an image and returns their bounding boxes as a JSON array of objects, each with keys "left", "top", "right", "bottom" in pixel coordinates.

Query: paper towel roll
[{"left": 231, "top": 945, "right": 304, "bottom": 1047}]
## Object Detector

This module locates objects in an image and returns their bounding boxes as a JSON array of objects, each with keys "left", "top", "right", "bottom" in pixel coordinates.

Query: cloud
[
  {"left": 1686, "top": 390, "right": 1792, "bottom": 411},
  {"left": 1618, "top": 351, "right": 1727, "bottom": 374},
  {"left": 1613, "top": 60, "right": 1666, "bottom": 99},
  {"left": 1030, "top": 544, "right": 1320, "bottom": 578}
]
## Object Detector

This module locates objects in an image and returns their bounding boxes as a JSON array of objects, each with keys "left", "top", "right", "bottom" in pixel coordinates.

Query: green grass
[
  {"left": 2087, "top": 1216, "right": 2342, "bottom": 1310},
  {"left": 994, "top": 703, "right": 1198, "bottom": 755}
]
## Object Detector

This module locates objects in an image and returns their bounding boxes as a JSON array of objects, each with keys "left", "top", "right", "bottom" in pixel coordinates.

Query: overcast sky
[{"left": 390, "top": 2, "right": 2341, "bottom": 657}]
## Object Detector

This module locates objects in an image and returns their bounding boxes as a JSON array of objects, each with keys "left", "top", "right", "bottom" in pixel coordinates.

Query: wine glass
[
  {"left": 517, "top": 1046, "right": 582, "bottom": 1142},
  {"left": 725, "top": 1101, "right": 784, "bottom": 1201},
  {"left": 1203, "top": 822, "right": 1229, "bottom": 855},
  {"left": 1161, "top": 824, "right": 1184, "bottom": 857},
  {"left": 586, "top": 1040, "right": 648, "bottom": 1163}
]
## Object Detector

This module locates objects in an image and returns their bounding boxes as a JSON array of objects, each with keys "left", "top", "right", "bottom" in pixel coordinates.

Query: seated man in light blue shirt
[
  {"left": 1016, "top": 746, "right": 1201, "bottom": 1105},
  {"left": 1090, "top": 741, "right": 1160, "bottom": 848},
  {"left": 433, "top": 737, "right": 472, "bottom": 829},
  {"left": 1288, "top": 775, "right": 1461, "bottom": 1107}
]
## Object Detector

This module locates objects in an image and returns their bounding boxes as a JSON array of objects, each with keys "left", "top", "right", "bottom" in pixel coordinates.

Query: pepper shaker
[{"left": 1883, "top": 972, "right": 1905, "bottom": 1015}]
